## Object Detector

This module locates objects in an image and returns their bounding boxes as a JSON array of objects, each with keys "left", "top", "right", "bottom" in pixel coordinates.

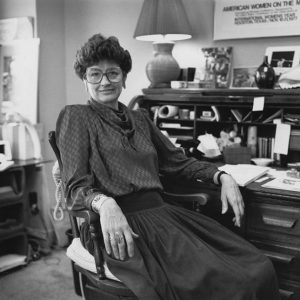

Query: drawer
[
  {"left": 279, "top": 278, "right": 300, "bottom": 300},
  {"left": 247, "top": 202, "right": 300, "bottom": 244},
  {"left": 250, "top": 239, "right": 300, "bottom": 282}
]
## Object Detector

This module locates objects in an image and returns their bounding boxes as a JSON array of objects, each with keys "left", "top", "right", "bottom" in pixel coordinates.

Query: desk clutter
[{"left": 146, "top": 91, "right": 300, "bottom": 169}]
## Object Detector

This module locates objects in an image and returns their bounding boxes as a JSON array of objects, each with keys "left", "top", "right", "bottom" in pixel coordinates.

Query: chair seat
[{"left": 66, "top": 238, "right": 121, "bottom": 282}]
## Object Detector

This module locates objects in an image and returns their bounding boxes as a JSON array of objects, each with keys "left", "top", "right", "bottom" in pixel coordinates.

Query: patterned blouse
[{"left": 55, "top": 99, "right": 218, "bottom": 211}]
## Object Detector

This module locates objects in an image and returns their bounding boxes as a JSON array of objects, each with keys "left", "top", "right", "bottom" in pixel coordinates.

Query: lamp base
[
  {"left": 148, "top": 82, "right": 171, "bottom": 88},
  {"left": 146, "top": 42, "right": 180, "bottom": 88}
]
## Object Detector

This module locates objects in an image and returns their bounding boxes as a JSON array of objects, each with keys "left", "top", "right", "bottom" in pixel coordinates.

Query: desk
[
  {"left": 182, "top": 179, "right": 300, "bottom": 300},
  {"left": 244, "top": 181, "right": 300, "bottom": 299}
]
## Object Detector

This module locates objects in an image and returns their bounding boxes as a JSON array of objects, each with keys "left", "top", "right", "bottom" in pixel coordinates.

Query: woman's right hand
[{"left": 99, "top": 198, "right": 139, "bottom": 260}]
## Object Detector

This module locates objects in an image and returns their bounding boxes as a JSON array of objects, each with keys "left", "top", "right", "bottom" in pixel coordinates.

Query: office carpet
[{"left": 0, "top": 248, "right": 81, "bottom": 300}]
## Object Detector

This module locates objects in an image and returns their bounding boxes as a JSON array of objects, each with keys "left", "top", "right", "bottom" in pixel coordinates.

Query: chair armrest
[
  {"left": 163, "top": 191, "right": 209, "bottom": 206},
  {"left": 68, "top": 209, "right": 106, "bottom": 279},
  {"left": 68, "top": 209, "right": 99, "bottom": 224}
]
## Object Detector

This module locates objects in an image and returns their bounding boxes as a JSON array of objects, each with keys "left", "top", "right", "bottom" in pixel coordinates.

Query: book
[
  {"left": 230, "top": 109, "right": 243, "bottom": 122},
  {"left": 242, "top": 110, "right": 252, "bottom": 122},
  {"left": 218, "top": 164, "right": 270, "bottom": 187},
  {"left": 262, "top": 109, "right": 283, "bottom": 124}
]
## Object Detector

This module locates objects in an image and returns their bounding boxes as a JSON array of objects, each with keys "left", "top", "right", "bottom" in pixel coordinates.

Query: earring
[{"left": 84, "top": 81, "right": 88, "bottom": 92}]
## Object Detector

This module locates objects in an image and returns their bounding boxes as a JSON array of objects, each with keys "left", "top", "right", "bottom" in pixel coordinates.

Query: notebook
[{"left": 218, "top": 164, "right": 270, "bottom": 187}]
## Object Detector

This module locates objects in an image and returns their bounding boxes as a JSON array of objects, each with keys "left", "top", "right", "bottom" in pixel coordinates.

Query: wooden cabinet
[
  {"left": 0, "top": 166, "right": 27, "bottom": 270},
  {"left": 0, "top": 159, "right": 50, "bottom": 272},
  {"left": 245, "top": 183, "right": 300, "bottom": 299},
  {"left": 133, "top": 88, "right": 300, "bottom": 299}
]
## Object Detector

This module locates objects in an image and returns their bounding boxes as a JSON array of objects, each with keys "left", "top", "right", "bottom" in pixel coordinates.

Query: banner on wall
[{"left": 214, "top": 0, "right": 300, "bottom": 40}]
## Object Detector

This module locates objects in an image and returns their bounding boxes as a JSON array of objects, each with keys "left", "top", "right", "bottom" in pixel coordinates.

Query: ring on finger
[
  {"left": 109, "top": 234, "right": 116, "bottom": 242},
  {"left": 115, "top": 232, "right": 124, "bottom": 244},
  {"left": 117, "top": 235, "right": 124, "bottom": 244}
]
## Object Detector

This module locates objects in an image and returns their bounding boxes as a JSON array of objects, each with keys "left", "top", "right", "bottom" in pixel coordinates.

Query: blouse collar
[{"left": 88, "top": 99, "right": 136, "bottom": 148}]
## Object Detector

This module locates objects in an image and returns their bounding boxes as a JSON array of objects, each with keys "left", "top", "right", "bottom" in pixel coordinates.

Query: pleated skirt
[{"left": 91, "top": 191, "right": 281, "bottom": 300}]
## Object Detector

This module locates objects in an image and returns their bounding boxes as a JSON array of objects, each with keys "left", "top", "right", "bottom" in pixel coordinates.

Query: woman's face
[{"left": 84, "top": 60, "right": 125, "bottom": 109}]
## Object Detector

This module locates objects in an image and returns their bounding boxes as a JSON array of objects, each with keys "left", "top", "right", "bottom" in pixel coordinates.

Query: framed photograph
[
  {"left": 231, "top": 67, "right": 257, "bottom": 89},
  {"left": 265, "top": 46, "right": 300, "bottom": 76},
  {"left": 194, "top": 47, "right": 233, "bottom": 89}
]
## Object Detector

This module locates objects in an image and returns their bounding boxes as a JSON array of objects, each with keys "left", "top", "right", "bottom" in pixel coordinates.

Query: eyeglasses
[{"left": 84, "top": 67, "right": 123, "bottom": 84}]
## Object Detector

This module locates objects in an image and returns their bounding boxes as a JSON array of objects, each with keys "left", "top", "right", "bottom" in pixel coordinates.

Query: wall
[
  {"left": 64, "top": 0, "right": 300, "bottom": 106},
  {"left": 64, "top": 0, "right": 150, "bottom": 106},
  {"left": 0, "top": 0, "right": 36, "bottom": 19}
]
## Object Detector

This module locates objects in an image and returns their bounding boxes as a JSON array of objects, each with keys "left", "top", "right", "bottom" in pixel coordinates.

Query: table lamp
[{"left": 133, "top": 0, "right": 192, "bottom": 88}]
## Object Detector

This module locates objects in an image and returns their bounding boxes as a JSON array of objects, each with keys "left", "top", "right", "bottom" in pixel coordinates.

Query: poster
[{"left": 214, "top": 0, "right": 300, "bottom": 40}]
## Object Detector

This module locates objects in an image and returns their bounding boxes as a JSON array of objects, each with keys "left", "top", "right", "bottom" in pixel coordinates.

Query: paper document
[
  {"left": 262, "top": 177, "right": 300, "bottom": 192},
  {"left": 273, "top": 123, "right": 291, "bottom": 155},
  {"left": 197, "top": 134, "right": 221, "bottom": 158},
  {"left": 253, "top": 97, "right": 265, "bottom": 111},
  {"left": 219, "top": 164, "right": 270, "bottom": 187},
  {"left": 0, "top": 254, "right": 27, "bottom": 272}
]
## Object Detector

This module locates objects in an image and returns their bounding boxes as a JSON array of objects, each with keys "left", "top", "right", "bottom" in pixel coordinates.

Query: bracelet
[
  {"left": 91, "top": 194, "right": 111, "bottom": 213},
  {"left": 217, "top": 171, "right": 228, "bottom": 185}
]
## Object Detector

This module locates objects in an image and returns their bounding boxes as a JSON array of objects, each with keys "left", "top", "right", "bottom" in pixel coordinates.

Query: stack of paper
[
  {"left": 0, "top": 254, "right": 27, "bottom": 272},
  {"left": 218, "top": 164, "right": 270, "bottom": 187},
  {"left": 262, "top": 178, "right": 300, "bottom": 192},
  {"left": 197, "top": 133, "right": 221, "bottom": 158}
]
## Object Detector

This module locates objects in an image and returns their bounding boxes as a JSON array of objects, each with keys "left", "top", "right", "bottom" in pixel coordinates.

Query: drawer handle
[
  {"left": 279, "top": 288, "right": 294, "bottom": 299},
  {"left": 262, "top": 215, "right": 296, "bottom": 228},
  {"left": 264, "top": 250, "right": 294, "bottom": 264}
]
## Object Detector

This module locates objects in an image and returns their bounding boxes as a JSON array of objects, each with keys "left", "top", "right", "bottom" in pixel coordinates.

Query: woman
[{"left": 56, "top": 34, "right": 280, "bottom": 300}]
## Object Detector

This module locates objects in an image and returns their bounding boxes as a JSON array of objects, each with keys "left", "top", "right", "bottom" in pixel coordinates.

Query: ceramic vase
[
  {"left": 146, "top": 42, "right": 181, "bottom": 88},
  {"left": 255, "top": 55, "right": 276, "bottom": 89}
]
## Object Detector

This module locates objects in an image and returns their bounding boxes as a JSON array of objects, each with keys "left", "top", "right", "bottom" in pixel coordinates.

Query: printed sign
[{"left": 214, "top": 0, "right": 300, "bottom": 40}]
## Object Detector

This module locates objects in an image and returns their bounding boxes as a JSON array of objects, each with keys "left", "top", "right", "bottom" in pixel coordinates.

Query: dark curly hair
[{"left": 74, "top": 34, "right": 132, "bottom": 80}]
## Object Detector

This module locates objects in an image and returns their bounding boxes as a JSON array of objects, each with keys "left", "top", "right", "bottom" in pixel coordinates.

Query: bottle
[{"left": 255, "top": 55, "right": 276, "bottom": 89}]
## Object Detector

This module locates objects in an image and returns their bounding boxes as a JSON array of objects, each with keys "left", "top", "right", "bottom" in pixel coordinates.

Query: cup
[
  {"left": 182, "top": 68, "right": 196, "bottom": 81},
  {"left": 179, "top": 109, "right": 190, "bottom": 119}
]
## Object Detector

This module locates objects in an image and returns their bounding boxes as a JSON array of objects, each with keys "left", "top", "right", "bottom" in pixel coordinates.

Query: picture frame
[
  {"left": 231, "top": 67, "right": 257, "bottom": 89},
  {"left": 194, "top": 47, "right": 233, "bottom": 89},
  {"left": 265, "top": 46, "right": 300, "bottom": 76}
]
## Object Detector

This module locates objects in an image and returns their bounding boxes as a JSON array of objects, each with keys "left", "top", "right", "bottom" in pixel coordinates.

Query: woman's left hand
[{"left": 220, "top": 174, "right": 244, "bottom": 227}]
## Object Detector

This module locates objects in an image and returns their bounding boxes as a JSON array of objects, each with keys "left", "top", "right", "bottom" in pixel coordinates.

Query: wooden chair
[{"left": 48, "top": 130, "right": 210, "bottom": 299}]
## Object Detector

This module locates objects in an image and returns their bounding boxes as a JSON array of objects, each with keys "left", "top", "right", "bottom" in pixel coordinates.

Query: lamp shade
[{"left": 133, "top": 0, "right": 192, "bottom": 42}]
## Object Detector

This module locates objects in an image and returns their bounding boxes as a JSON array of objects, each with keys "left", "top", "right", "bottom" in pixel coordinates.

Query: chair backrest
[
  {"left": 48, "top": 131, "right": 81, "bottom": 238},
  {"left": 48, "top": 131, "right": 63, "bottom": 172},
  {"left": 48, "top": 130, "right": 108, "bottom": 280}
]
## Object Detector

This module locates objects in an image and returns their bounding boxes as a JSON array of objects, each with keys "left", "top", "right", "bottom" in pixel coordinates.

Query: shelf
[
  {"left": 0, "top": 227, "right": 26, "bottom": 241},
  {"left": 143, "top": 88, "right": 300, "bottom": 97}
]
